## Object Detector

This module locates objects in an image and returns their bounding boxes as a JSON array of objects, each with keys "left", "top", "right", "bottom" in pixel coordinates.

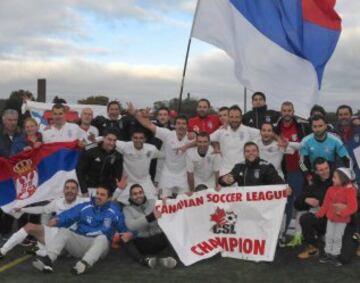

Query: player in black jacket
[
  {"left": 218, "top": 142, "right": 284, "bottom": 186},
  {"left": 242, "top": 92, "right": 280, "bottom": 129},
  {"left": 76, "top": 129, "right": 123, "bottom": 196}
]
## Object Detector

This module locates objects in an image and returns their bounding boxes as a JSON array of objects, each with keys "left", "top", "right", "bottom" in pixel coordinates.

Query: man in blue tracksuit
[{"left": 32, "top": 186, "right": 133, "bottom": 275}]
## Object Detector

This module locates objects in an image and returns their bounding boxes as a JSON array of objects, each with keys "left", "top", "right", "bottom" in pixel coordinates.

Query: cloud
[{"left": 0, "top": 0, "right": 359, "bottom": 114}]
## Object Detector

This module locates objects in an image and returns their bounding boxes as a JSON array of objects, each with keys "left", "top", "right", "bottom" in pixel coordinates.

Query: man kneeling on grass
[
  {"left": 121, "top": 183, "right": 177, "bottom": 269},
  {"left": 32, "top": 186, "right": 133, "bottom": 275}
]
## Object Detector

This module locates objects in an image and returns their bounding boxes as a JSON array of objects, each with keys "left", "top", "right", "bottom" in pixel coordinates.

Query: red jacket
[
  {"left": 316, "top": 184, "right": 358, "bottom": 223},
  {"left": 188, "top": 115, "right": 220, "bottom": 134}
]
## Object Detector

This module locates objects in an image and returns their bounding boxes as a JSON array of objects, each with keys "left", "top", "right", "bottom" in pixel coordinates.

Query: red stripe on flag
[{"left": 302, "top": 0, "right": 341, "bottom": 31}]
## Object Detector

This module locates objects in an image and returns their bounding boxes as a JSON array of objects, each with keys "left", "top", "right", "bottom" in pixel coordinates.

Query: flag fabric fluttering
[
  {"left": 0, "top": 141, "right": 80, "bottom": 215},
  {"left": 192, "top": 0, "right": 341, "bottom": 117}
]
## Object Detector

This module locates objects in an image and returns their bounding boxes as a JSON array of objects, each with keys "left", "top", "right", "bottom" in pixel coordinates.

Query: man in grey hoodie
[{"left": 122, "top": 184, "right": 177, "bottom": 269}]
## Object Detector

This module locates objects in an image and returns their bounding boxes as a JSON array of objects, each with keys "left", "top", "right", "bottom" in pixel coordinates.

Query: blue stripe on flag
[
  {"left": 229, "top": 0, "right": 340, "bottom": 85},
  {"left": 0, "top": 179, "right": 16, "bottom": 206},
  {"left": 37, "top": 149, "right": 79, "bottom": 186}
]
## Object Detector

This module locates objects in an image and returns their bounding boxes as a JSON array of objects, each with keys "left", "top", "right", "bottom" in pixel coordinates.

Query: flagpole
[
  {"left": 178, "top": 0, "right": 201, "bottom": 114},
  {"left": 244, "top": 87, "right": 248, "bottom": 113}
]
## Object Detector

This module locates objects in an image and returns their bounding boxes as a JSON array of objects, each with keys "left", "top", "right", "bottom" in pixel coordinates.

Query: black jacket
[
  {"left": 0, "top": 127, "right": 22, "bottom": 158},
  {"left": 294, "top": 175, "right": 332, "bottom": 211},
  {"left": 76, "top": 143, "right": 123, "bottom": 194},
  {"left": 242, "top": 105, "right": 280, "bottom": 129},
  {"left": 92, "top": 115, "right": 151, "bottom": 141},
  {"left": 274, "top": 116, "right": 311, "bottom": 141},
  {"left": 219, "top": 158, "right": 284, "bottom": 187}
]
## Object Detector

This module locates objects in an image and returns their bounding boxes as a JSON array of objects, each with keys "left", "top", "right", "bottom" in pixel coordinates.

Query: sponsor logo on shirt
[{"left": 254, "top": 169, "right": 260, "bottom": 179}]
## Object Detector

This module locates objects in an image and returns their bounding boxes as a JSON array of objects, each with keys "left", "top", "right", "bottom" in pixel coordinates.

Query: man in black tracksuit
[
  {"left": 296, "top": 157, "right": 358, "bottom": 264},
  {"left": 76, "top": 129, "right": 123, "bottom": 196},
  {"left": 218, "top": 141, "right": 284, "bottom": 187},
  {"left": 242, "top": 92, "right": 280, "bottom": 129}
]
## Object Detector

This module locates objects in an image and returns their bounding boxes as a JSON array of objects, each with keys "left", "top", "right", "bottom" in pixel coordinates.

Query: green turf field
[{"left": 1, "top": 245, "right": 359, "bottom": 283}]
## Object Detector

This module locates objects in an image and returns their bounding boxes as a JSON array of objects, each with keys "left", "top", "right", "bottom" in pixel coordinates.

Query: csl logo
[{"left": 210, "top": 207, "right": 238, "bottom": 234}]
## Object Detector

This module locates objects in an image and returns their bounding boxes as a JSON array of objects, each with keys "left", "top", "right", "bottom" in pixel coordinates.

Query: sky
[{"left": 0, "top": 0, "right": 359, "bottom": 113}]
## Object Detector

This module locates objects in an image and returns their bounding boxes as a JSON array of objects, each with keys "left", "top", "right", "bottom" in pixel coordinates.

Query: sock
[
  {"left": 295, "top": 211, "right": 305, "bottom": 234},
  {"left": 0, "top": 228, "right": 28, "bottom": 255}
]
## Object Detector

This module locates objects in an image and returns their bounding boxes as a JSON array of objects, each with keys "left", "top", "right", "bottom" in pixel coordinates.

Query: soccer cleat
[
  {"left": 297, "top": 245, "right": 319, "bottom": 259},
  {"left": 331, "top": 256, "right": 343, "bottom": 267},
  {"left": 32, "top": 256, "right": 54, "bottom": 273},
  {"left": 286, "top": 233, "right": 303, "bottom": 248},
  {"left": 71, "top": 260, "right": 89, "bottom": 275},
  {"left": 143, "top": 257, "right": 157, "bottom": 269},
  {"left": 319, "top": 253, "right": 332, "bottom": 263},
  {"left": 158, "top": 257, "right": 177, "bottom": 269}
]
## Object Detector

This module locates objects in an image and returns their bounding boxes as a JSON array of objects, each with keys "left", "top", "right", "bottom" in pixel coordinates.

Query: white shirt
[
  {"left": 186, "top": 146, "right": 220, "bottom": 189},
  {"left": 20, "top": 197, "right": 88, "bottom": 216},
  {"left": 210, "top": 124, "right": 260, "bottom": 174},
  {"left": 255, "top": 137, "right": 300, "bottom": 178},
  {"left": 79, "top": 125, "right": 99, "bottom": 145},
  {"left": 115, "top": 141, "right": 160, "bottom": 184},
  {"left": 41, "top": 122, "right": 83, "bottom": 143},
  {"left": 155, "top": 127, "right": 190, "bottom": 189}
]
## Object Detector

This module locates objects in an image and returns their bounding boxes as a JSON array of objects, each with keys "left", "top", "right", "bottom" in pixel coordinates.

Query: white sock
[
  {"left": 0, "top": 228, "right": 28, "bottom": 255},
  {"left": 36, "top": 242, "right": 47, "bottom": 257},
  {"left": 295, "top": 211, "right": 305, "bottom": 234}
]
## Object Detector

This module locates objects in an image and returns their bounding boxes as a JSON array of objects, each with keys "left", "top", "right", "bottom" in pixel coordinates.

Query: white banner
[
  {"left": 157, "top": 185, "right": 287, "bottom": 266},
  {"left": 23, "top": 100, "right": 107, "bottom": 127}
]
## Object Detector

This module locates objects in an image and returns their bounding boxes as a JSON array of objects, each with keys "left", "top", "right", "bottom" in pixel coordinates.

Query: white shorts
[{"left": 158, "top": 166, "right": 188, "bottom": 194}]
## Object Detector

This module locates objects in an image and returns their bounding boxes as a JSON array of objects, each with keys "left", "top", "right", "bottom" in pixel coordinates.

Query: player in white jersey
[
  {"left": 186, "top": 132, "right": 220, "bottom": 190},
  {"left": 135, "top": 109, "right": 191, "bottom": 197},
  {"left": 0, "top": 179, "right": 87, "bottom": 258},
  {"left": 255, "top": 122, "right": 301, "bottom": 179},
  {"left": 109, "top": 129, "right": 162, "bottom": 203},
  {"left": 41, "top": 104, "right": 83, "bottom": 143},
  {"left": 210, "top": 105, "right": 260, "bottom": 175},
  {"left": 78, "top": 107, "right": 99, "bottom": 145}
]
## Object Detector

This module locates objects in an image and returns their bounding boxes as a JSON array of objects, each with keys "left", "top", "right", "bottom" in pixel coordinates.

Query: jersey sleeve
[
  {"left": 115, "top": 140, "right": 127, "bottom": 154},
  {"left": 300, "top": 139, "right": 310, "bottom": 157},
  {"left": 210, "top": 129, "right": 221, "bottom": 142},
  {"left": 155, "top": 126, "right": 170, "bottom": 142},
  {"left": 335, "top": 138, "right": 349, "bottom": 158}
]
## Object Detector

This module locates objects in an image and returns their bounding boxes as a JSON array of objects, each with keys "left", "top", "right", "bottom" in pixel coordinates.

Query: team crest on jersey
[
  {"left": 254, "top": 169, "right": 260, "bottom": 179},
  {"left": 146, "top": 151, "right": 152, "bottom": 158},
  {"left": 103, "top": 217, "right": 112, "bottom": 228},
  {"left": 265, "top": 116, "right": 271, "bottom": 123},
  {"left": 239, "top": 132, "right": 244, "bottom": 140},
  {"left": 291, "top": 134, "right": 298, "bottom": 141},
  {"left": 67, "top": 129, "right": 73, "bottom": 138},
  {"left": 86, "top": 216, "right": 93, "bottom": 224},
  {"left": 207, "top": 121, "right": 213, "bottom": 129},
  {"left": 13, "top": 159, "right": 38, "bottom": 200}
]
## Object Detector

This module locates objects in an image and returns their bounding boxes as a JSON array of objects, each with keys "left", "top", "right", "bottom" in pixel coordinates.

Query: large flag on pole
[
  {"left": 0, "top": 142, "right": 80, "bottom": 215},
  {"left": 192, "top": 0, "right": 341, "bottom": 117}
]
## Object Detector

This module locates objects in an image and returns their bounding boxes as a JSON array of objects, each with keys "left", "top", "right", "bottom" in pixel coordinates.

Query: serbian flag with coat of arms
[
  {"left": 192, "top": 0, "right": 342, "bottom": 117},
  {"left": 0, "top": 141, "right": 80, "bottom": 215}
]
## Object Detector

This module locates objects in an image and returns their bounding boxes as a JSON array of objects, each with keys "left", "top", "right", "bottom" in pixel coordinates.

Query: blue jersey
[
  {"left": 300, "top": 133, "right": 349, "bottom": 165},
  {"left": 56, "top": 199, "right": 128, "bottom": 241}
]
